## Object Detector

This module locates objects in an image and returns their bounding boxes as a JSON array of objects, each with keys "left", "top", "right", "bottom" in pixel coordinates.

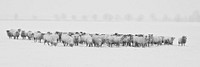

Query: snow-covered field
[{"left": 0, "top": 21, "right": 200, "bottom": 67}]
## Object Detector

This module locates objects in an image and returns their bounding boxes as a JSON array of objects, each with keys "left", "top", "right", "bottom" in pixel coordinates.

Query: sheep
[
  {"left": 92, "top": 35, "right": 104, "bottom": 47},
  {"left": 61, "top": 34, "right": 74, "bottom": 47},
  {"left": 79, "top": 34, "right": 93, "bottom": 47},
  {"left": 9, "top": 29, "right": 20, "bottom": 39},
  {"left": 106, "top": 35, "right": 123, "bottom": 47},
  {"left": 43, "top": 33, "right": 59, "bottom": 46},
  {"left": 33, "top": 31, "right": 44, "bottom": 43},
  {"left": 132, "top": 36, "right": 148, "bottom": 48},
  {"left": 178, "top": 36, "right": 187, "bottom": 46},
  {"left": 121, "top": 34, "right": 133, "bottom": 47},
  {"left": 149, "top": 36, "right": 164, "bottom": 46},
  {"left": 21, "top": 30, "right": 27, "bottom": 39},
  {"left": 163, "top": 36, "right": 175, "bottom": 45},
  {"left": 55, "top": 31, "right": 62, "bottom": 42},
  {"left": 72, "top": 34, "right": 80, "bottom": 46},
  {"left": 26, "top": 31, "right": 34, "bottom": 40},
  {"left": 6, "top": 30, "right": 13, "bottom": 39}
]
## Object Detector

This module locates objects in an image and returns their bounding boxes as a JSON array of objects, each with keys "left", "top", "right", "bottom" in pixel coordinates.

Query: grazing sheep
[
  {"left": 163, "top": 36, "right": 175, "bottom": 45},
  {"left": 178, "top": 36, "right": 187, "bottom": 46}
]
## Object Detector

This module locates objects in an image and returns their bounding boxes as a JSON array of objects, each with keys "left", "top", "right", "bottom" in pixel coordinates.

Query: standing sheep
[
  {"left": 72, "top": 34, "right": 80, "bottom": 46},
  {"left": 132, "top": 36, "right": 148, "bottom": 47},
  {"left": 33, "top": 31, "right": 44, "bottom": 43},
  {"left": 178, "top": 36, "right": 187, "bottom": 46},
  {"left": 9, "top": 29, "right": 21, "bottom": 39},
  {"left": 43, "top": 33, "right": 59, "bottom": 46},
  {"left": 26, "top": 31, "right": 34, "bottom": 40},
  {"left": 6, "top": 30, "right": 13, "bottom": 38},
  {"left": 149, "top": 36, "right": 164, "bottom": 46},
  {"left": 21, "top": 30, "right": 27, "bottom": 39},
  {"left": 61, "top": 34, "right": 74, "bottom": 47},
  {"left": 106, "top": 35, "right": 123, "bottom": 47},
  {"left": 55, "top": 31, "right": 62, "bottom": 42},
  {"left": 79, "top": 34, "right": 93, "bottom": 47},
  {"left": 121, "top": 34, "right": 133, "bottom": 47},
  {"left": 92, "top": 35, "right": 104, "bottom": 47}
]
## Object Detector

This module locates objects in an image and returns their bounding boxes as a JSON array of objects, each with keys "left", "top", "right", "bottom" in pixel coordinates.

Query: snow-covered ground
[{"left": 0, "top": 21, "right": 200, "bottom": 67}]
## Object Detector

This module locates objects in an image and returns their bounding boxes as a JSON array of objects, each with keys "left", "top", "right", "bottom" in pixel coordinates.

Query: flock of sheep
[{"left": 6, "top": 29, "right": 187, "bottom": 47}]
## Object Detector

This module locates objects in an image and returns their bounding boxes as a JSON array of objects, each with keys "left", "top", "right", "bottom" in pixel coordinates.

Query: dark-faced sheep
[
  {"left": 21, "top": 30, "right": 27, "bottom": 39},
  {"left": 55, "top": 31, "right": 62, "bottom": 42},
  {"left": 9, "top": 29, "right": 20, "bottom": 39},
  {"left": 6, "top": 30, "right": 13, "bottom": 38},
  {"left": 178, "top": 36, "right": 187, "bottom": 46}
]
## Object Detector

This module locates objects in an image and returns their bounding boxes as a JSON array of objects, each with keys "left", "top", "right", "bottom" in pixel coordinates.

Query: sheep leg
[
  {"left": 116, "top": 43, "right": 120, "bottom": 47},
  {"left": 39, "top": 39, "right": 42, "bottom": 43},
  {"left": 86, "top": 43, "right": 89, "bottom": 47},
  {"left": 109, "top": 43, "right": 112, "bottom": 47},
  {"left": 88, "top": 43, "right": 90, "bottom": 47},
  {"left": 122, "top": 42, "right": 125, "bottom": 46},
  {"left": 34, "top": 38, "right": 36, "bottom": 41},
  {"left": 47, "top": 42, "right": 50, "bottom": 46},
  {"left": 44, "top": 40, "right": 46, "bottom": 45},
  {"left": 63, "top": 43, "right": 66, "bottom": 46}
]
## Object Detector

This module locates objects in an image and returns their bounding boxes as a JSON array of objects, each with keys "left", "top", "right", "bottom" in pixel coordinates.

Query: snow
[{"left": 0, "top": 21, "right": 200, "bottom": 67}]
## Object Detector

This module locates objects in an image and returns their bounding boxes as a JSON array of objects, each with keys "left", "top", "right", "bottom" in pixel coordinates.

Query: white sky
[{"left": 0, "top": 0, "right": 199, "bottom": 17}]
